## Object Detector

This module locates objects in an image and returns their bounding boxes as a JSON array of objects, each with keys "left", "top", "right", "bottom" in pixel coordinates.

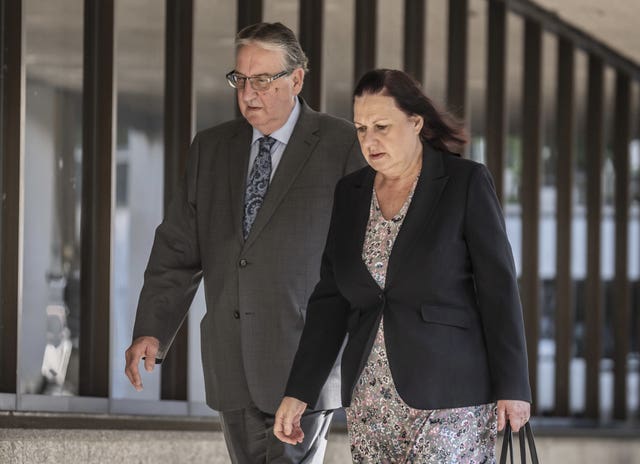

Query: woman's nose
[{"left": 361, "top": 131, "right": 376, "bottom": 150}]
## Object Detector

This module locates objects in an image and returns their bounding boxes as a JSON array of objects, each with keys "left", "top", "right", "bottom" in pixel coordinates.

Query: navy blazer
[{"left": 285, "top": 144, "right": 532, "bottom": 410}]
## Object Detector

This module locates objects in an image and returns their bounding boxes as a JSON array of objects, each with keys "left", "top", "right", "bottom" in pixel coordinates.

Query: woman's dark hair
[{"left": 353, "top": 69, "right": 467, "bottom": 154}]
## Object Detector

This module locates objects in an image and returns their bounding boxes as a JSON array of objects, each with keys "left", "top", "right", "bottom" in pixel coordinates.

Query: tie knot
[{"left": 259, "top": 136, "right": 276, "bottom": 153}]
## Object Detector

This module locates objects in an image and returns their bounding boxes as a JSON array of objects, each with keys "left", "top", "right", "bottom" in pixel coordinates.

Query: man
[{"left": 124, "top": 22, "right": 363, "bottom": 463}]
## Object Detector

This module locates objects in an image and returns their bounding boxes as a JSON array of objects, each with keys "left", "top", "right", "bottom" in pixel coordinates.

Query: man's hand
[
  {"left": 124, "top": 336, "right": 160, "bottom": 391},
  {"left": 274, "top": 396, "right": 308, "bottom": 445},
  {"left": 497, "top": 399, "right": 531, "bottom": 432}
]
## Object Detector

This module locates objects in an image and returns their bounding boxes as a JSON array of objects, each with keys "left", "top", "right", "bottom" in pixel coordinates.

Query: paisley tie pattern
[{"left": 243, "top": 136, "right": 276, "bottom": 240}]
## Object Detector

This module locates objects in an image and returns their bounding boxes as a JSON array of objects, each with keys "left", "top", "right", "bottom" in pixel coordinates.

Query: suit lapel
[
  {"left": 385, "top": 146, "right": 449, "bottom": 289},
  {"left": 243, "top": 102, "right": 320, "bottom": 250},
  {"left": 228, "top": 122, "right": 253, "bottom": 244}
]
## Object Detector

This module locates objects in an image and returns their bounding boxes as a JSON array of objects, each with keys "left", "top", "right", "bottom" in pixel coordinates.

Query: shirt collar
[{"left": 251, "top": 98, "right": 301, "bottom": 145}]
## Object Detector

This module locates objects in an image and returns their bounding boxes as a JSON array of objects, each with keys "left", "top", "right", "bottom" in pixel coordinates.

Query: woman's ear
[{"left": 412, "top": 115, "right": 424, "bottom": 134}]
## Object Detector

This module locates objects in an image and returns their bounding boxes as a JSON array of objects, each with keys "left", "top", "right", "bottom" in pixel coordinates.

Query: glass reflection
[
  {"left": 629, "top": 83, "right": 640, "bottom": 417},
  {"left": 424, "top": 0, "right": 447, "bottom": 107},
  {"left": 468, "top": 0, "right": 487, "bottom": 163},
  {"left": 194, "top": 0, "right": 236, "bottom": 132},
  {"left": 111, "top": 0, "right": 165, "bottom": 400},
  {"left": 21, "top": 0, "right": 83, "bottom": 396},
  {"left": 191, "top": 0, "right": 236, "bottom": 407},
  {"left": 504, "top": 12, "right": 524, "bottom": 276},
  {"left": 537, "top": 32, "right": 558, "bottom": 414},
  {"left": 324, "top": 0, "right": 355, "bottom": 119}
]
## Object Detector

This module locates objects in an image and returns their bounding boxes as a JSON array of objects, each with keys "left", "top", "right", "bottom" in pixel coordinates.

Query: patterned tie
[{"left": 243, "top": 136, "right": 276, "bottom": 239}]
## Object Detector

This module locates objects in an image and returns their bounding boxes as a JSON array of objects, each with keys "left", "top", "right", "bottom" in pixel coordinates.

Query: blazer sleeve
[
  {"left": 464, "top": 163, "right": 532, "bottom": 402},
  {"left": 132, "top": 134, "right": 203, "bottom": 359},
  {"left": 284, "top": 183, "right": 351, "bottom": 407}
]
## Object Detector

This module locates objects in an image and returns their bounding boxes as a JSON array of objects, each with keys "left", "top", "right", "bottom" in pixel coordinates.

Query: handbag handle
[{"left": 499, "top": 420, "right": 539, "bottom": 464}]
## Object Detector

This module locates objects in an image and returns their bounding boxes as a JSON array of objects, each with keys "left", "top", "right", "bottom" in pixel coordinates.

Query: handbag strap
[
  {"left": 523, "top": 422, "right": 540, "bottom": 463},
  {"left": 500, "top": 420, "right": 539, "bottom": 464},
  {"left": 499, "top": 421, "right": 514, "bottom": 464}
]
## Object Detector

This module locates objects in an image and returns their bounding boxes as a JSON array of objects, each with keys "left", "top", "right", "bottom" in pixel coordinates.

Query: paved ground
[{"left": 2, "top": 427, "right": 640, "bottom": 463}]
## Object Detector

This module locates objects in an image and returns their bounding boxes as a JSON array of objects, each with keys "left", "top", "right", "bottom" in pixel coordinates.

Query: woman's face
[{"left": 353, "top": 93, "right": 423, "bottom": 178}]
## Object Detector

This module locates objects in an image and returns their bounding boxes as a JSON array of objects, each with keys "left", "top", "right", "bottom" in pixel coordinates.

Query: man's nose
[{"left": 240, "top": 84, "right": 258, "bottom": 102}]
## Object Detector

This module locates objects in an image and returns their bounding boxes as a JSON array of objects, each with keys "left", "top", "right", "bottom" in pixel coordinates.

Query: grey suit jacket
[{"left": 133, "top": 100, "right": 364, "bottom": 414}]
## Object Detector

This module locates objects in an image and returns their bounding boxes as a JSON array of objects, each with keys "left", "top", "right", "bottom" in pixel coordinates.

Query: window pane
[
  {"left": 21, "top": 0, "right": 83, "bottom": 396},
  {"left": 376, "top": 1, "right": 402, "bottom": 70},
  {"left": 630, "top": 82, "right": 640, "bottom": 417},
  {"left": 111, "top": 0, "right": 165, "bottom": 401},
  {"left": 264, "top": 0, "right": 298, "bottom": 35},
  {"left": 424, "top": 0, "right": 447, "bottom": 106},
  {"left": 468, "top": 0, "right": 487, "bottom": 163},
  {"left": 190, "top": 0, "right": 237, "bottom": 408},
  {"left": 504, "top": 12, "right": 524, "bottom": 276},
  {"left": 324, "top": 0, "right": 355, "bottom": 118},
  {"left": 538, "top": 31, "right": 558, "bottom": 414},
  {"left": 570, "top": 49, "right": 589, "bottom": 415},
  {"left": 194, "top": 0, "right": 236, "bottom": 132}
]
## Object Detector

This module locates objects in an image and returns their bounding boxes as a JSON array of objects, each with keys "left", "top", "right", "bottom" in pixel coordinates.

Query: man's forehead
[{"left": 235, "top": 44, "right": 285, "bottom": 71}]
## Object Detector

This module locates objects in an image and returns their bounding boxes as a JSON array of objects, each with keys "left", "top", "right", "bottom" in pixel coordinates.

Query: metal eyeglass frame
[{"left": 225, "top": 70, "right": 290, "bottom": 91}]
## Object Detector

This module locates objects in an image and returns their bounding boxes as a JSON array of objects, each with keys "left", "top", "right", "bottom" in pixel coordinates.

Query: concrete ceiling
[
  {"left": 531, "top": 0, "right": 640, "bottom": 65},
  {"left": 23, "top": 0, "right": 640, "bottom": 101}
]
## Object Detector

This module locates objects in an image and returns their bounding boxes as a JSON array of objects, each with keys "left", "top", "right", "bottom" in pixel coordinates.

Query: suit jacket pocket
[{"left": 420, "top": 304, "right": 470, "bottom": 329}]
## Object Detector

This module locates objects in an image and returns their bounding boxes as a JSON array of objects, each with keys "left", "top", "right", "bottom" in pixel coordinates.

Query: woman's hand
[
  {"left": 274, "top": 396, "right": 308, "bottom": 445},
  {"left": 497, "top": 399, "right": 531, "bottom": 432}
]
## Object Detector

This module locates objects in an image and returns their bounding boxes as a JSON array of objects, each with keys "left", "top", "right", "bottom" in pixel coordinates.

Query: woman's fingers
[{"left": 497, "top": 399, "right": 531, "bottom": 432}]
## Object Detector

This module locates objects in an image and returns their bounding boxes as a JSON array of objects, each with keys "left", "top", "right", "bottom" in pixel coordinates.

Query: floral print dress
[{"left": 345, "top": 181, "right": 497, "bottom": 464}]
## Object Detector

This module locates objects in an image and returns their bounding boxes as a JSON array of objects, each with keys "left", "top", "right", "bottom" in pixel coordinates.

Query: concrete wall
[{"left": 2, "top": 428, "right": 640, "bottom": 463}]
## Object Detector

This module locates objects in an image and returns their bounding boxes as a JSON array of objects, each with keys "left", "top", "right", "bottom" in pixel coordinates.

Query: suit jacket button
[
  {"left": 378, "top": 293, "right": 384, "bottom": 300},
  {"left": 239, "top": 259, "right": 248, "bottom": 268},
  {"left": 233, "top": 311, "right": 240, "bottom": 319}
]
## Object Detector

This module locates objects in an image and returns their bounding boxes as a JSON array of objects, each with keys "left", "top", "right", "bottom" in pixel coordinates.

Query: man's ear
[{"left": 291, "top": 68, "right": 305, "bottom": 95}]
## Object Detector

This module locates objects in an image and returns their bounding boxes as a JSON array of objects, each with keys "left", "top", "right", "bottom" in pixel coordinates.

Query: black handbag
[{"left": 499, "top": 420, "right": 540, "bottom": 464}]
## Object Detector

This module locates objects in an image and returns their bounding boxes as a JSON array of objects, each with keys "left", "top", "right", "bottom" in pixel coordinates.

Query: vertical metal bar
[
  {"left": 585, "top": 54, "right": 604, "bottom": 420},
  {"left": 80, "top": 0, "right": 114, "bottom": 397},
  {"left": 554, "top": 36, "right": 574, "bottom": 417},
  {"left": 612, "top": 70, "right": 630, "bottom": 420},
  {"left": 161, "top": 0, "right": 194, "bottom": 402},
  {"left": 521, "top": 18, "right": 542, "bottom": 412},
  {"left": 354, "top": 0, "right": 376, "bottom": 85},
  {"left": 0, "top": 0, "right": 23, "bottom": 394},
  {"left": 485, "top": 0, "right": 506, "bottom": 202},
  {"left": 299, "top": 0, "right": 324, "bottom": 110},
  {"left": 237, "top": 0, "right": 263, "bottom": 33},
  {"left": 446, "top": 0, "right": 468, "bottom": 119},
  {"left": 403, "top": 0, "right": 425, "bottom": 84}
]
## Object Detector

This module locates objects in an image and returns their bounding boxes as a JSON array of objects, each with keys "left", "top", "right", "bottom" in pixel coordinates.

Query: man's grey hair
[{"left": 236, "top": 22, "right": 309, "bottom": 74}]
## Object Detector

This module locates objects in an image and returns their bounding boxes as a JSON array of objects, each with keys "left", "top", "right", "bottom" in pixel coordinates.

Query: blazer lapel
[
  {"left": 385, "top": 146, "right": 449, "bottom": 289},
  {"left": 337, "top": 167, "right": 381, "bottom": 289},
  {"left": 228, "top": 122, "right": 253, "bottom": 244},
  {"left": 243, "top": 101, "right": 319, "bottom": 250}
]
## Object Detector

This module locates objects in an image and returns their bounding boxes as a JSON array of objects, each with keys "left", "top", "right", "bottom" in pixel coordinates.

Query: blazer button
[
  {"left": 378, "top": 293, "right": 384, "bottom": 300},
  {"left": 233, "top": 311, "right": 240, "bottom": 319},
  {"left": 239, "top": 259, "right": 248, "bottom": 268}
]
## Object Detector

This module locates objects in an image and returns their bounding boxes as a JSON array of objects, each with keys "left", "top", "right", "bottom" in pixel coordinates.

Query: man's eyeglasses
[{"left": 225, "top": 70, "right": 290, "bottom": 92}]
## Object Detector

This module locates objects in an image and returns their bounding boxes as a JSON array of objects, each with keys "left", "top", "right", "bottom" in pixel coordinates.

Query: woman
[{"left": 274, "top": 69, "right": 531, "bottom": 463}]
